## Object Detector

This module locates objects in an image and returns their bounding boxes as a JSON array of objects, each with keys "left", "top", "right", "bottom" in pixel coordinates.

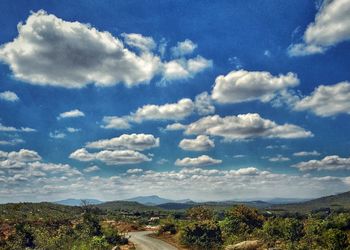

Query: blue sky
[{"left": 1, "top": 0, "right": 350, "bottom": 202}]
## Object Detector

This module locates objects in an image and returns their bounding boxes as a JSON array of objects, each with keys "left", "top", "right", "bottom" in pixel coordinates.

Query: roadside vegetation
[
  {"left": 0, "top": 202, "right": 129, "bottom": 250},
  {"left": 2, "top": 200, "right": 350, "bottom": 249},
  {"left": 157, "top": 205, "right": 350, "bottom": 250}
]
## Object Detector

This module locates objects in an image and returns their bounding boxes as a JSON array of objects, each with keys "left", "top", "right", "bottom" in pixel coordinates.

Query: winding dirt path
[{"left": 128, "top": 231, "right": 178, "bottom": 250}]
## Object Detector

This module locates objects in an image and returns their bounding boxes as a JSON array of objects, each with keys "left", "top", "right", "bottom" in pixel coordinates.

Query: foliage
[
  {"left": 220, "top": 205, "right": 264, "bottom": 239},
  {"left": 187, "top": 206, "right": 214, "bottom": 221},
  {"left": 3, "top": 201, "right": 350, "bottom": 250},
  {"left": 179, "top": 220, "right": 222, "bottom": 250},
  {"left": 323, "top": 228, "right": 349, "bottom": 250},
  {"left": 158, "top": 218, "right": 177, "bottom": 235}
]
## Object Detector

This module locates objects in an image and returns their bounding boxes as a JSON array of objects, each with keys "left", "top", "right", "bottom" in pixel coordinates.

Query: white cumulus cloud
[
  {"left": 171, "top": 39, "right": 197, "bottom": 57},
  {"left": 58, "top": 109, "right": 85, "bottom": 119},
  {"left": 0, "top": 91, "right": 19, "bottom": 102},
  {"left": 293, "top": 155, "right": 350, "bottom": 171},
  {"left": 86, "top": 133, "right": 159, "bottom": 151},
  {"left": 185, "top": 113, "right": 313, "bottom": 141},
  {"left": 294, "top": 81, "right": 350, "bottom": 117},
  {"left": 175, "top": 155, "right": 222, "bottom": 167},
  {"left": 83, "top": 165, "right": 100, "bottom": 173},
  {"left": 288, "top": 0, "right": 350, "bottom": 56},
  {"left": 164, "top": 123, "right": 187, "bottom": 131},
  {"left": 132, "top": 98, "right": 195, "bottom": 122},
  {"left": 0, "top": 11, "right": 211, "bottom": 88},
  {"left": 101, "top": 116, "right": 131, "bottom": 130},
  {"left": 211, "top": 70, "right": 299, "bottom": 104},
  {"left": 69, "top": 148, "right": 151, "bottom": 165},
  {"left": 179, "top": 135, "right": 214, "bottom": 151},
  {"left": 162, "top": 56, "right": 212, "bottom": 81}
]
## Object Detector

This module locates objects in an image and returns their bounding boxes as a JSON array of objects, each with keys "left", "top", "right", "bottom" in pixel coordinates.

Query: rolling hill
[
  {"left": 270, "top": 191, "right": 350, "bottom": 213},
  {"left": 55, "top": 198, "right": 103, "bottom": 206},
  {"left": 96, "top": 200, "right": 164, "bottom": 212},
  {"left": 124, "top": 195, "right": 193, "bottom": 205}
]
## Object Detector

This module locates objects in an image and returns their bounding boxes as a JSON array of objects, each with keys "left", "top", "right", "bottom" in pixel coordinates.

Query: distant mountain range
[
  {"left": 266, "top": 198, "right": 310, "bottom": 204},
  {"left": 124, "top": 195, "right": 193, "bottom": 205},
  {"left": 55, "top": 198, "right": 103, "bottom": 206},
  {"left": 52, "top": 192, "right": 350, "bottom": 213}
]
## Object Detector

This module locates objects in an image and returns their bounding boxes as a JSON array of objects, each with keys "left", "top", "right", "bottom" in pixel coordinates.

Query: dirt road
[{"left": 128, "top": 231, "right": 178, "bottom": 250}]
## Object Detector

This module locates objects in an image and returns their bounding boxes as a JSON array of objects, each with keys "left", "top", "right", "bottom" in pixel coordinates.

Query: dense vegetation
[
  {"left": 0, "top": 202, "right": 129, "bottom": 250},
  {"left": 157, "top": 205, "right": 350, "bottom": 249},
  {"left": 3, "top": 192, "right": 350, "bottom": 249}
]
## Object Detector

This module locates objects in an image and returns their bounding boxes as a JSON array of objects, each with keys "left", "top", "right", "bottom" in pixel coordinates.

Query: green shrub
[
  {"left": 323, "top": 228, "right": 349, "bottom": 250},
  {"left": 159, "top": 220, "right": 177, "bottom": 235},
  {"left": 187, "top": 206, "right": 214, "bottom": 221},
  {"left": 179, "top": 220, "right": 222, "bottom": 250},
  {"left": 101, "top": 224, "right": 127, "bottom": 245},
  {"left": 220, "top": 205, "right": 264, "bottom": 238}
]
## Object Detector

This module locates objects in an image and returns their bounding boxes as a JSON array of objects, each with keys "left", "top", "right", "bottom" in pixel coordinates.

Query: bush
[
  {"left": 158, "top": 219, "right": 177, "bottom": 235},
  {"left": 179, "top": 220, "right": 222, "bottom": 250},
  {"left": 299, "top": 218, "right": 325, "bottom": 249},
  {"left": 187, "top": 206, "right": 214, "bottom": 221},
  {"left": 262, "top": 217, "right": 303, "bottom": 248},
  {"left": 101, "top": 224, "right": 127, "bottom": 245},
  {"left": 90, "top": 236, "right": 110, "bottom": 250},
  {"left": 323, "top": 228, "right": 349, "bottom": 250},
  {"left": 220, "top": 205, "right": 264, "bottom": 238}
]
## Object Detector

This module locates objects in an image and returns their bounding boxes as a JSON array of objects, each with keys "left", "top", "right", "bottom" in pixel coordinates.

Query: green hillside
[
  {"left": 0, "top": 202, "right": 83, "bottom": 222},
  {"left": 270, "top": 191, "right": 350, "bottom": 213},
  {"left": 96, "top": 200, "right": 164, "bottom": 212}
]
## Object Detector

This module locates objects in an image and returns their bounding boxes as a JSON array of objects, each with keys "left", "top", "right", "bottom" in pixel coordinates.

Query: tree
[
  {"left": 179, "top": 220, "right": 222, "bottom": 250},
  {"left": 158, "top": 218, "right": 177, "bottom": 235},
  {"left": 187, "top": 206, "right": 214, "bottom": 221},
  {"left": 323, "top": 228, "right": 349, "bottom": 250},
  {"left": 298, "top": 217, "right": 325, "bottom": 249},
  {"left": 282, "top": 218, "right": 304, "bottom": 243},
  {"left": 220, "top": 205, "right": 264, "bottom": 237}
]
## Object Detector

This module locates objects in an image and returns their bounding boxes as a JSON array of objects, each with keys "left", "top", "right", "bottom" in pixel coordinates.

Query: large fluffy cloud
[
  {"left": 179, "top": 135, "right": 214, "bottom": 151},
  {"left": 0, "top": 10, "right": 211, "bottom": 88},
  {"left": 175, "top": 155, "right": 222, "bottom": 167},
  {"left": 211, "top": 70, "right": 299, "bottom": 104},
  {"left": 288, "top": 0, "right": 350, "bottom": 56},
  {"left": 0, "top": 149, "right": 81, "bottom": 177},
  {"left": 86, "top": 133, "right": 159, "bottom": 151},
  {"left": 294, "top": 81, "right": 350, "bottom": 117},
  {"left": 293, "top": 155, "right": 350, "bottom": 171},
  {"left": 185, "top": 113, "right": 313, "bottom": 140},
  {"left": 69, "top": 148, "right": 151, "bottom": 165}
]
